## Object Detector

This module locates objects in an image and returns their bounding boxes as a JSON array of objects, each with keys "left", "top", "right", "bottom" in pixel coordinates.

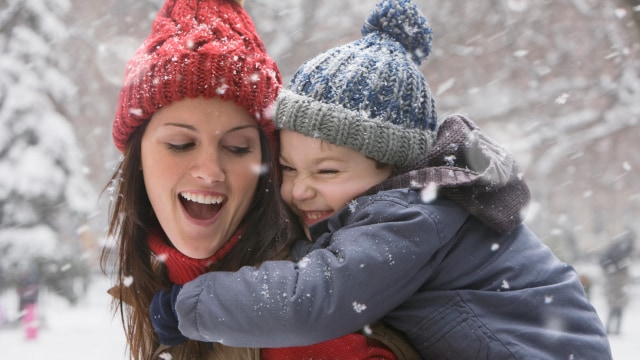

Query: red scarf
[
  {"left": 147, "top": 228, "right": 242, "bottom": 285},
  {"left": 261, "top": 334, "right": 396, "bottom": 360}
]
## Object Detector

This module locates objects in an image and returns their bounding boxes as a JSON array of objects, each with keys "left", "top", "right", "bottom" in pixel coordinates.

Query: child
[{"left": 157, "top": 0, "right": 612, "bottom": 358}]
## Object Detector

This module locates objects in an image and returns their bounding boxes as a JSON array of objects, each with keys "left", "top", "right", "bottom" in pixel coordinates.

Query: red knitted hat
[{"left": 112, "top": 0, "right": 281, "bottom": 152}]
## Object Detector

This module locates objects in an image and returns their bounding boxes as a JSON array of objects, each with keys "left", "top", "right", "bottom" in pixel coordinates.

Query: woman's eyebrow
[
  {"left": 227, "top": 124, "right": 259, "bottom": 133},
  {"left": 161, "top": 123, "right": 257, "bottom": 134},
  {"left": 163, "top": 122, "right": 197, "bottom": 131}
]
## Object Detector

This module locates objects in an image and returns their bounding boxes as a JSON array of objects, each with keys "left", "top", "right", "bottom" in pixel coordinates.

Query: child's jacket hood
[{"left": 366, "top": 114, "right": 530, "bottom": 234}]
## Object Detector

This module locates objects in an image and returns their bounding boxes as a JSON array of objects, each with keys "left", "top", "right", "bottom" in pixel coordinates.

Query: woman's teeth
[{"left": 180, "top": 192, "right": 224, "bottom": 204}]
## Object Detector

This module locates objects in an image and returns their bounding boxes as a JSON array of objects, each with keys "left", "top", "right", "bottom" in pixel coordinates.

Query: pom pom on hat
[
  {"left": 362, "top": 0, "right": 433, "bottom": 65},
  {"left": 274, "top": 0, "right": 437, "bottom": 168},
  {"left": 112, "top": 0, "right": 281, "bottom": 153}
]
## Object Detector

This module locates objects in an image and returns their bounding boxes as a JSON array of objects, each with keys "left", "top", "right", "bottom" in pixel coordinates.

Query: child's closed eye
[{"left": 318, "top": 169, "right": 339, "bottom": 175}]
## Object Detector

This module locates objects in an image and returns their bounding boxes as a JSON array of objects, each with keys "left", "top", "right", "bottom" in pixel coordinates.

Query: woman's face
[{"left": 141, "top": 97, "right": 262, "bottom": 259}]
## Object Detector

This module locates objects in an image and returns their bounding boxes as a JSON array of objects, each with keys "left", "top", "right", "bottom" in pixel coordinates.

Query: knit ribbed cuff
[{"left": 274, "top": 89, "right": 436, "bottom": 168}]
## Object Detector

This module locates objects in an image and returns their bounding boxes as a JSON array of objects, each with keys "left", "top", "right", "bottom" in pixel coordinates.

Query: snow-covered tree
[{"left": 0, "top": 0, "right": 96, "bottom": 303}]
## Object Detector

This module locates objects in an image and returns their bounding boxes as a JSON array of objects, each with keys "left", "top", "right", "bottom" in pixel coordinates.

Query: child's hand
[{"left": 150, "top": 284, "right": 187, "bottom": 346}]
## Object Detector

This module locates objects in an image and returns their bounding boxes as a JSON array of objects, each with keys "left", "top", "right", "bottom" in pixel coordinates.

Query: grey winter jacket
[{"left": 176, "top": 115, "right": 611, "bottom": 359}]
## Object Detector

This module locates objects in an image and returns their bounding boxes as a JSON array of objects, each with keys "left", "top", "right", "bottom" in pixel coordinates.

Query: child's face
[{"left": 279, "top": 130, "right": 393, "bottom": 239}]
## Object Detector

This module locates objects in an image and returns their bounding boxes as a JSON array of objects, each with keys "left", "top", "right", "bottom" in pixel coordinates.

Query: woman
[
  {"left": 102, "top": 0, "right": 413, "bottom": 359},
  {"left": 102, "top": 0, "right": 294, "bottom": 358}
]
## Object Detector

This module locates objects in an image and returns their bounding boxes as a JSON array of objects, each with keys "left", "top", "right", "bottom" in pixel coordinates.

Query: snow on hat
[
  {"left": 112, "top": 0, "right": 281, "bottom": 153},
  {"left": 274, "top": 0, "right": 437, "bottom": 168}
]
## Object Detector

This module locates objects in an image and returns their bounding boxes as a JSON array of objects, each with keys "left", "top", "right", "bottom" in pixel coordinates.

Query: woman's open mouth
[{"left": 179, "top": 191, "right": 225, "bottom": 221}]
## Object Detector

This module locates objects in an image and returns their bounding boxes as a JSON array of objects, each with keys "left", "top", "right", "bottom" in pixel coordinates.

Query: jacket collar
[{"left": 366, "top": 114, "right": 530, "bottom": 234}]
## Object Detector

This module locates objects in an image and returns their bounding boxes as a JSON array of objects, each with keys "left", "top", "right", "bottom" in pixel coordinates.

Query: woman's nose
[{"left": 191, "top": 149, "right": 225, "bottom": 184}]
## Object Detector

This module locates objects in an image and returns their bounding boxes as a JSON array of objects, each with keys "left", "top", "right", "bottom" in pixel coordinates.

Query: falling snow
[
  {"left": 1, "top": 1, "right": 639, "bottom": 359},
  {"left": 444, "top": 154, "right": 456, "bottom": 166},
  {"left": 251, "top": 163, "right": 270, "bottom": 176},
  {"left": 297, "top": 257, "right": 311, "bottom": 269},
  {"left": 352, "top": 301, "right": 367, "bottom": 313},
  {"left": 501, "top": 279, "right": 510, "bottom": 290},
  {"left": 363, "top": 324, "right": 373, "bottom": 335},
  {"left": 347, "top": 200, "right": 359, "bottom": 213},
  {"left": 420, "top": 182, "right": 439, "bottom": 203},
  {"left": 555, "top": 93, "right": 570, "bottom": 104}
]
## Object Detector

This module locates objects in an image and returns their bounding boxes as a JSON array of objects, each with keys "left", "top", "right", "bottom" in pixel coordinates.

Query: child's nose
[{"left": 291, "top": 175, "right": 314, "bottom": 201}]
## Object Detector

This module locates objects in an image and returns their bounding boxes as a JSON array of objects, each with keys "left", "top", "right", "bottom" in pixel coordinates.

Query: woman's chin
[{"left": 173, "top": 241, "right": 220, "bottom": 259}]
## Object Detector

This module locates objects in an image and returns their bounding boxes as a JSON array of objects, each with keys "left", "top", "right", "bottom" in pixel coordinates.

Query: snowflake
[
  {"left": 128, "top": 107, "right": 143, "bottom": 116},
  {"left": 420, "top": 182, "right": 438, "bottom": 203},
  {"left": 260, "top": 284, "right": 270, "bottom": 299},
  {"left": 555, "top": 93, "right": 570, "bottom": 104},
  {"left": 444, "top": 155, "right": 456, "bottom": 166},
  {"left": 614, "top": 8, "right": 627, "bottom": 19},
  {"left": 348, "top": 200, "right": 359, "bottom": 213},
  {"left": 251, "top": 163, "right": 269, "bottom": 176},
  {"left": 156, "top": 252, "right": 168, "bottom": 262},
  {"left": 513, "top": 49, "right": 529, "bottom": 58},
  {"left": 501, "top": 279, "right": 510, "bottom": 290},
  {"left": 297, "top": 257, "right": 311, "bottom": 269},
  {"left": 363, "top": 324, "right": 373, "bottom": 335},
  {"left": 216, "top": 84, "right": 229, "bottom": 95},
  {"left": 352, "top": 301, "right": 367, "bottom": 313}
]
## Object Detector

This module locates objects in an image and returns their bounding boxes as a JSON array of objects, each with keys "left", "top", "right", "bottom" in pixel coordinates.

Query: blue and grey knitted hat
[{"left": 274, "top": 0, "right": 437, "bottom": 168}]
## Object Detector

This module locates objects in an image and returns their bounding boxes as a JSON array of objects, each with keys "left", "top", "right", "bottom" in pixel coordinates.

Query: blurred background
[{"left": 1, "top": 0, "right": 639, "bottom": 358}]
